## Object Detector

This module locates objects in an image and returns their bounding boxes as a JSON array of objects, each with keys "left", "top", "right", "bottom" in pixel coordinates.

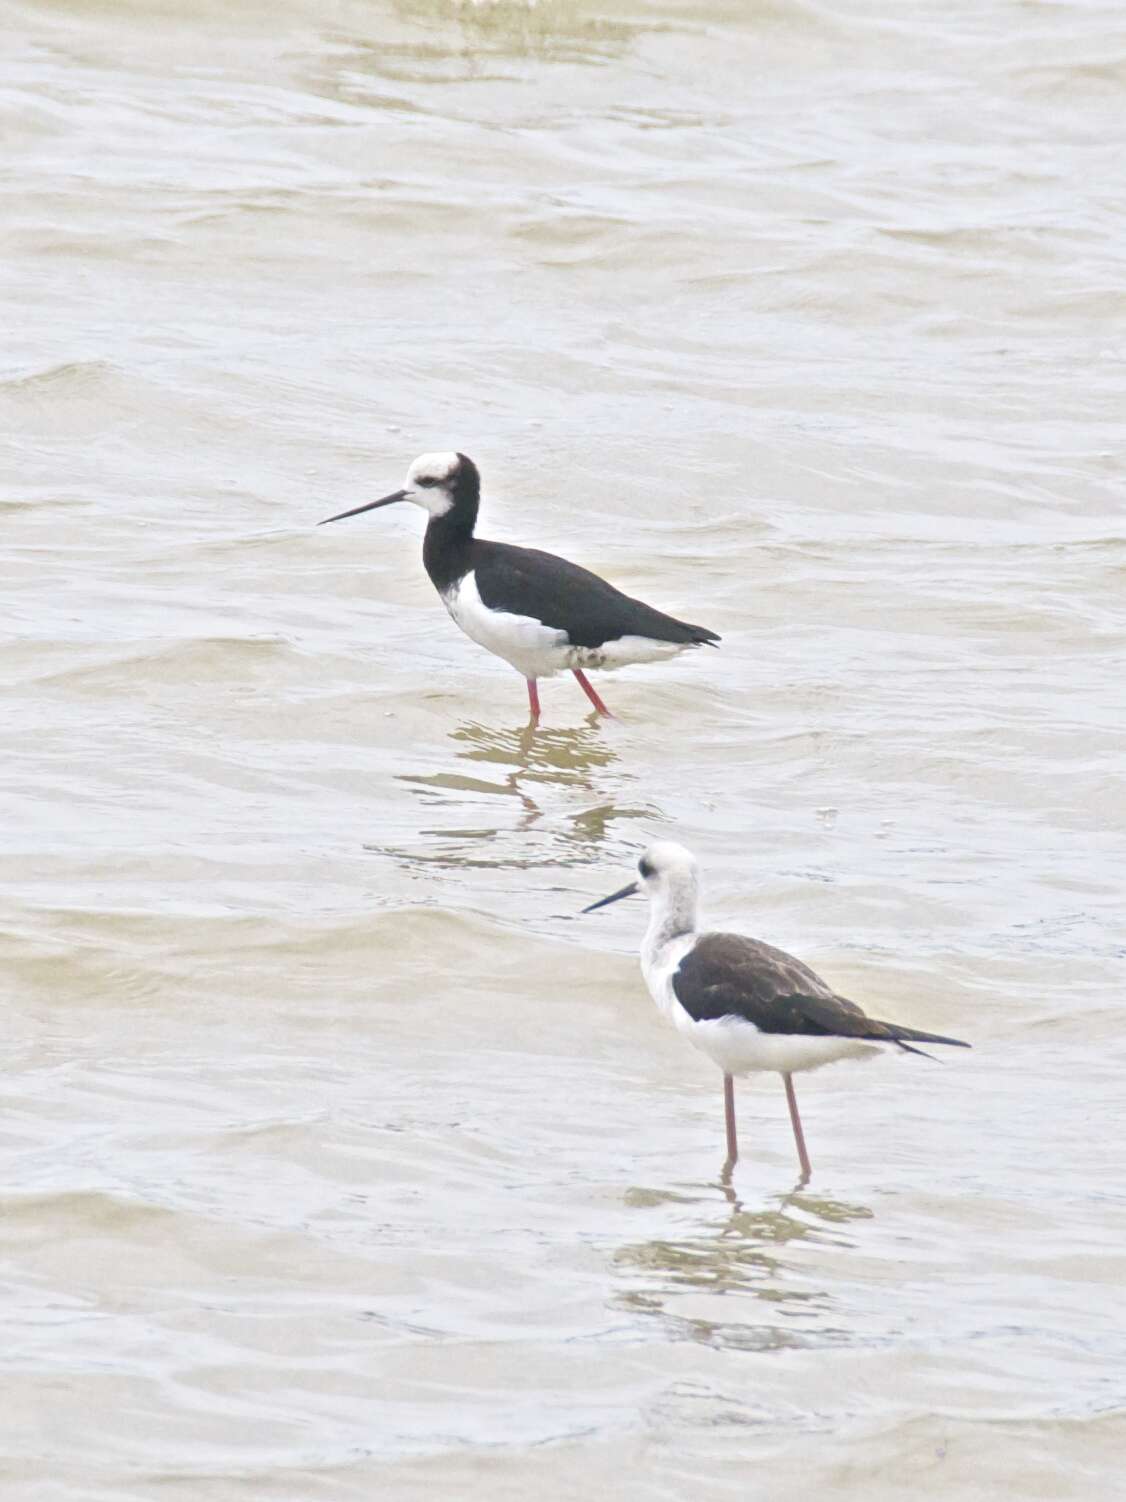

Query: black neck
[{"left": 422, "top": 453, "right": 479, "bottom": 593}]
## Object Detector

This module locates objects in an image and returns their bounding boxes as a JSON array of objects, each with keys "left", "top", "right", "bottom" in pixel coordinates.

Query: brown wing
[{"left": 671, "top": 932, "right": 969, "bottom": 1048}]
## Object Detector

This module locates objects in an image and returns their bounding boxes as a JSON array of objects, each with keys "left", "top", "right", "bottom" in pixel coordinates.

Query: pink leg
[
  {"left": 783, "top": 1072, "right": 812, "bottom": 1182},
  {"left": 526, "top": 679, "right": 541, "bottom": 724},
  {"left": 572, "top": 668, "right": 613, "bottom": 717},
  {"left": 723, "top": 1073, "right": 738, "bottom": 1170}
]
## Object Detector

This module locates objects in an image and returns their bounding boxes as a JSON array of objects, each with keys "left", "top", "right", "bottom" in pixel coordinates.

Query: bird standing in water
[
  {"left": 320, "top": 452, "right": 719, "bottom": 723},
  {"left": 584, "top": 842, "right": 970, "bottom": 1180}
]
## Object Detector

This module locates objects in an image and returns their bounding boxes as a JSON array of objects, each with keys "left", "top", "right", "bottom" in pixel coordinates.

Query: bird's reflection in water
[
  {"left": 614, "top": 1178, "right": 874, "bottom": 1352},
  {"left": 377, "top": 717, "right": 654, "bottom": 870},
  {"left": 453, "top": 717, "right": 620, "bottom": 785}
]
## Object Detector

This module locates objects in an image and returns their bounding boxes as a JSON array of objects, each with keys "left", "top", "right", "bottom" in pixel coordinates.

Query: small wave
[
  {"left": 31, "top": 635, "right": 299, "bottom": 693},
  {"left": 0, "top": 1188, "right": 182, "bottom": 1234},
  {"left": 0, "top": 359, "right": 117, "bottom": 395}
]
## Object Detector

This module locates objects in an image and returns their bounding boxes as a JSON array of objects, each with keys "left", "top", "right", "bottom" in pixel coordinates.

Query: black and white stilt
[
  {"left": 320, "top": 452, "right": 719, "bottom": 723},
  {"left": 583, "top": 842, "right": 970, "bottom": 1180}
]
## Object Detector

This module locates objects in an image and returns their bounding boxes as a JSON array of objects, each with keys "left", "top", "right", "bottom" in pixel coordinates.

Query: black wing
[
  {"left": 672, "top": 933, "right": 969, "bottom": 1049},
  {"left": 472, "top": 540, "right": 720, "bottom": 650}
]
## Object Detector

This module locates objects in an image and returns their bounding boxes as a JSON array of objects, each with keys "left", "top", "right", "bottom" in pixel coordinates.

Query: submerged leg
[
  {"left": 783, "top": 1072, "right": 812, "bottom": 1182},
  {"left": 526, "top": 678, "right": 541, "bottom": 724},
  {"left": 723, "top": 1072, "right": 738, "bottom": 1170},
  {"left": 572, "top": 668, "right": 613, "bottom": 717}
]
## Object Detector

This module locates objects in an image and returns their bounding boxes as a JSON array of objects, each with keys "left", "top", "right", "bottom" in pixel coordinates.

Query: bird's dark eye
[
  {"left": 416, "top": 476, "right": 438, "bottom": 488},
  {"left": 638, "top": 858, "right": 654, "bottom": 880}
]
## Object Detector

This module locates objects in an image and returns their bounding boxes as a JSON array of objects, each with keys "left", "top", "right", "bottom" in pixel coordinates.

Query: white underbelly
[
  {"left": 680, "top": 1015, "right": 880, "bottom": 1076},
  {"left": 442, "top": 574, "right": 695, "bottom": 679}
]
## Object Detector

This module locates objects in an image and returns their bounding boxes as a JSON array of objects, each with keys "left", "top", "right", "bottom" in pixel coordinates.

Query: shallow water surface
[{"left": 2, "top": 0, "right": 1125, "bottom": 1496}]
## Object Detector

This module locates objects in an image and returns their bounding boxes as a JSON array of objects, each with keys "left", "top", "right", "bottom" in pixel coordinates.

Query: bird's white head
[
  {"left": 582, "top": 841, "right": 700, "bottom": 940},
  {"left": 636, "top": 841, "right": 698, "bottom": 891},
  {"left": 402, "top": 451, "right": 464, "bottom": 517},
  {"left": 319, "top": 451, "right": 480, "bottom": 529}
]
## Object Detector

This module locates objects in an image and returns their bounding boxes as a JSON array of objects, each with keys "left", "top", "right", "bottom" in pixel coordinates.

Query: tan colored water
[{"left": 4, "top": 0, "right": 1125, "bottom": 1495}]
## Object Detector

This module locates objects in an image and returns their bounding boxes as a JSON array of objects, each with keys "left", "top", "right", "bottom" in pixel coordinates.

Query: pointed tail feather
[
  {"left": 878, "top": 1019, "right": 970, "bottom": 1055},
  {"left": 893, "top": 1039, "right": 940, "bottom": 1061},
  {"left": 672, "top": 619, "right": 720, "bottom": 646}
]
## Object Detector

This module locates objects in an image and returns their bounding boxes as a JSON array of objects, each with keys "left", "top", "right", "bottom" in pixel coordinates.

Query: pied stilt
[
  {"left": 319, "top": 452, "right": 719, "bottom": 723},
  {"left": 583, "top": 842, "right": 970, "bottom": 1181}
]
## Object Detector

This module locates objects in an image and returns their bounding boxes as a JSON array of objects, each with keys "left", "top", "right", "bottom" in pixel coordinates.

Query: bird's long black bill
[
  {"left": 318, "top": 490, "right": 407, "bottom": 526},
  {"left": 581, "top": 881, "right": 639, "bottom": 914}
]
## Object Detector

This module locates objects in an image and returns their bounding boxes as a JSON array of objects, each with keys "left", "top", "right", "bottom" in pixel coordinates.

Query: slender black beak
[
  {"left": 318, "top": 490, "right": 408, "bottom": 526},
  {"left": 581, "top": 880, "right": 639, "bottom": 915}
]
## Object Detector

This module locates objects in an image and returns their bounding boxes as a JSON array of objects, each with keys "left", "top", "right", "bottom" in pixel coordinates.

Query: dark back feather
[
  {"left": 471, "top": 540, "right": 720, "bottom": 650},
  {"left": 672, "top": 931, "right": 969, "bottom": 1049}
]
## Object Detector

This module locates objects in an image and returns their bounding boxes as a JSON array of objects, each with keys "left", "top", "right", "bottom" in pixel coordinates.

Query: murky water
[{"left": 3, "top": 0, "right": 1125, "bottom": 1495}]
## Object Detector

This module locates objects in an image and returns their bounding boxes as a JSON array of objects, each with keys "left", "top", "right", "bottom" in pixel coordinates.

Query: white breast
[
  {"left": 641, "top": 934, "right": 697, "bottom": 1027},
  {"left": 442, "top": 573, "right": 572, "bottom": 680}
]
